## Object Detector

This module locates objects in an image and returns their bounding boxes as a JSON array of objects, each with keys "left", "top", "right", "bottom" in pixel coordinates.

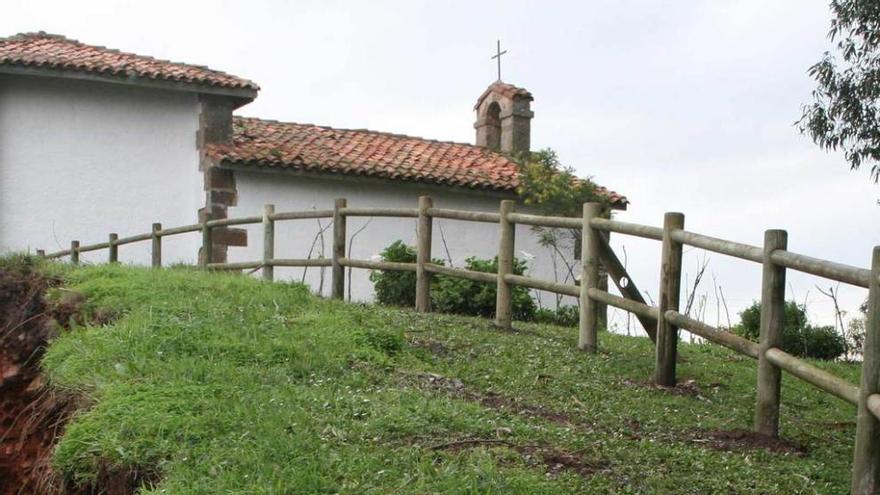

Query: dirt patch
[
  {"left": 690, "top": 428, "right": 808, "bottom": 456},
  {"left": 61, "top": 464, "right": 160, "bottom": 495},
  {"left": 408, "top": 337, "right": 451, "bottom": 357},
  {"left": 0, "top": 260, "right": 135, "bottom": 494},
  {"left": 428, "top": 437, "right": 607, "bottom": 479},
  {"left": 407, "top": 371, "right": 579, "bottom": 426},
  {"left": 620, "top": 377, "right": 716, "bottom": 400}
]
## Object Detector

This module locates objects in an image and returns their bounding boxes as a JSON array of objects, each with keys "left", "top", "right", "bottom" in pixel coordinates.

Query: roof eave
[{"left": 0, "top": 64, "right": 258, "bottom": 107}]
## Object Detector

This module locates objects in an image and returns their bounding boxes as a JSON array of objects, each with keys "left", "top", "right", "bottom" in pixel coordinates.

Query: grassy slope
[{"left": 42, "top": 265, "right": 861, "bottom": 494}]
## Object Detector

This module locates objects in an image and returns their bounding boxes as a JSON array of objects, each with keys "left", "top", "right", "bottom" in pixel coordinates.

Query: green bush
[
  {"left": 733, "top": 300, "right": 845, "bottom": 360},
  {"left": 369, "top": 241, "right": 418, "bottom": 307},
  {"left": 533, "top": 305, "right": 579, "bottom": 327},
  {"left": 432, "top": 256, "right": 536, "bottom": 321},
  {"left": 369, "top": 241, "right": 537, "bottom": 321}
]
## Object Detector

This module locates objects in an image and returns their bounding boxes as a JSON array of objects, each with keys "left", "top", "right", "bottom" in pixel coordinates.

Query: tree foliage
[
  {"left": 799, "top": 0, "right": 880, "bottom": 181},
  {"left": 515, "top": 149, "right": 608, "bottom": 217}
]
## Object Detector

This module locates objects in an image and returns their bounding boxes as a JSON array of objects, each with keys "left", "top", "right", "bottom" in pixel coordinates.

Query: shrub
[
  {"left": 733, "top": 300, "right": 845, "bottom": 360},
  {"left": 369, "top": 241, "right": 418, "bottom": 307},
  {"left": 533, "top": 305, "right": 579, "bottom": 327},
  {"left": 432, "top": 256, "right": 536, "bottom": 321}
]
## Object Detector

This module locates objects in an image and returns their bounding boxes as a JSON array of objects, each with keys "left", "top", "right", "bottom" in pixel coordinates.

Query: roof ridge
[
  {"left": 233, "top": 115, "right": 499, "bottom": 153},
  {"left": 0, "top": 31, "right": 259, "bottom": 91}
]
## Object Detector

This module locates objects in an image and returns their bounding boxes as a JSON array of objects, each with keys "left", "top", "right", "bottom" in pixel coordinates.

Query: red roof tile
[
  {"left": 0, "top": 32, "right": 258, "bottom": 92},
  {"left": 208, "top": 117, "right": 628, "bottom": 206},
  {"left": 474, "top": 81, "right": 533, "bottom": 110}
]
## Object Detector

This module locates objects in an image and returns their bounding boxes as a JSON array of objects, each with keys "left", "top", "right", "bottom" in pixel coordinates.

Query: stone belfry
[{"left": 473, "top": 81, "right": 534, "bottom": 154}]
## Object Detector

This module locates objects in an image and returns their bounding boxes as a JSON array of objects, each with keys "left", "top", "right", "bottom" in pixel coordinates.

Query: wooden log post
[
  {"left": 495, "top": 200, "right": 515, "bottom": 329},
  {"left": 70, "top": 240, "right": 80, "bottom": 265},
  {"left": 331, "top": 198, "right": 346, "bottom": 299},
  {"left": 263, "top": 204, "right": 275, "bottom": 282},
  {"left": 108, "top": 233, "right": 119, "bottom": 263},
  {"left": 654, "top": 212, "right": 685, "bottom": 386},
  {"left": 151, "top": 223, "right": 162, "bottom": 268},
  {"left": 754, "top": 229, "right": 787, "bottom": 437},
  {"left": 200, "top": 222, "right": 212, "bottom": 269},
  {"left": 579, "top": 202, "right": 603, "bottom": 352},
  {"left": 852, "top": 246, "right": 880, "bottom": 493},
  {"left": 415, "top": 196, "right": 433, "bottom": 312}
]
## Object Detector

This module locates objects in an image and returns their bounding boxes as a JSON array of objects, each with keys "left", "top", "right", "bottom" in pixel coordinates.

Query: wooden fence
[{"left": 39, "top": 197, "right": 880, "bottom": 494}]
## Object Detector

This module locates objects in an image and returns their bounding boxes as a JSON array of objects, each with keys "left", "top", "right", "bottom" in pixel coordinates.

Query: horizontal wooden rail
[
  {"left": 770, "top": 250, "right": 871, "bottom": 289},
  {"left": 426, "top": 207, "right": 500, "bottom": 223},
  {"left": 44, "top": 249, "right": 70, "bottom": 259},
  {"left": 271, "top": 210, "right": 334, "bottom": 221},
  {"left": 269, "top": 258, "right": 332, "bottom": 267},
  {"left": 77, "top": 241, "right": 110, "bottom": 253},
  {"left": 764, "top": 347, "right": 860, "bottom": 405},
  {"left": 115, "top": 233, "right": 152, "bottom": 246},
  {"left": 507, "top": 212, "right": 581, "bottom": 229},
  {"left": 423, "top": 263, "right": 498, "bottom": 283},
  {"left": 340, "top": 257, "right": 416, "bottom": 272},
  {"left": 587, "top": 288, "right": 660, "bottom": 321},
  {"left": 506, "top": 273, "right": 579, "bottom": 297},
  {"left": 339, "top": 207, "right": 418, "bottom": 218},
  {"left": 869, "top": 394, "right": 880, "bottom": 421},
  {"left": 664, "top": 310, "right": 759, "bottom": 359},
  {"left": 207, "top": 261, "right": 263, "bottom": 271},
  {"left": 671, "top": 229, "right": 764, "bottom": 263},
  {"left": 590, "top": 218, "right": 663, "bottom": 241},
  {"left": 205, "top": 216, "right": 262, "bottom": 228},
  {"left": 157, "top": 224, "right": 202, "bottom": 236}
]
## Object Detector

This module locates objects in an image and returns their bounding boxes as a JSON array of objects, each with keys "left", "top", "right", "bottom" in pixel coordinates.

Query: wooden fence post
[
  {"left": 201, "top": 222, "right": 212, "bottom": 269},
  {"left": 415, "top": 196, "right": 433, "bottom": 312},
  {"left": 151, "top": 223, "right": 162, "bottom": 268},
  {"left": 852, "top": 246, "right": 880, "bottom": 493},
  {"left": 70, "top": 240, "right": 80, "bottom": 265},
  {"left": 579, "top": 202, "right": 603, "bottom": 352},
  {"left": 654, "top": 212, "right": 684, "bottom": 386},
  {"left": 108, "top": 233, "right": 118, "bottom": 263},
  {"left": 332, "top": 198, "right": 346, "bottom": 299},
  {"left": 755, "top": 229, "right": 787, "bottom": 437},
  {"left": 495, "top": 200, "right": 515, "bottom": 329},
  {"left": 263, "top": 204, "right": 275, "bottom": 282}
]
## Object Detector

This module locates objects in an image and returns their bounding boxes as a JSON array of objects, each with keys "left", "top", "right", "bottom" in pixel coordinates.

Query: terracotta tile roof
[
  {"left": 474, "top": 81, "right": 533, "bottom": 110},
  {"left": 0, "top": 32, "right": 258, "bottom": 92},
  {"left": 208, "top": 116, "right": 628, "bottom": 206}
]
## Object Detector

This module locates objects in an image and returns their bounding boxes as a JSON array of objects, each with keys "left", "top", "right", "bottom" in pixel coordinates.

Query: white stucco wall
[
  {"left": 228, "top": 171, "right": 580, "bottom": 309},
  {"left": 0, "top": 76, "right": 203, "bottom": 264}
]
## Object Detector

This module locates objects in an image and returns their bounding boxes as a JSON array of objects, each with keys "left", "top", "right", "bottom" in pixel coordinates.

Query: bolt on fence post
[
  {"left": 654, "top": 212, "right": 684, "bottom": 387},
  {"left": 331, "top": 198, "right": 347, "bottom": 300},
  {"left": 415, "top": 196, "right": 433, "bottom": 312},
  {"left": 70, "top": 240, "right": 80, "bottom": 265},
  {"left": 495, "top": 200, "right": 516, "bottom": 329},
  {"left": 108, "top": 233, "right": 119, "bottom": 263},
  {"left": 579, "top": 202, "right": 603, "bottom": 352},
  {"left": 263, "top": 204, "right": 275, "bottom": 282},
  {"left": 852, "top": 246, "right": 880, "bottom": 493},
  {"left": 201, "top": 221, "right": 212, "bottom": 269},
  {"left": 151, "top": 223, "right": 162, "bottom": 268},
  {"left": 754, "top": 229, "right": 787, "bottom": 437}
]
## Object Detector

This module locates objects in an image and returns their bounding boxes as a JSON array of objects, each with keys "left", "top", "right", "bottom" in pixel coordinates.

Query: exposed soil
[
  {"left": 0, "top": 262, "right": 138, "bottom": 495},
  {"left": 427, "top": 437, "right": 608, "bottom": 479},
  {"left": 690, "top": 428, "right": 808, "bottom": 456}
]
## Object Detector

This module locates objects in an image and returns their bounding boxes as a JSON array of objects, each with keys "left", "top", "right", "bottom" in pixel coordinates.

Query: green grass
[{"left": 40, "top": 264, "right": 861, "bottom": 494}]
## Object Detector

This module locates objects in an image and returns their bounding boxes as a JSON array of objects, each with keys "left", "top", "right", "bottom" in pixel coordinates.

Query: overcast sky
[{"left": 3, "top": 0, "right": 878, "bottom": 330}]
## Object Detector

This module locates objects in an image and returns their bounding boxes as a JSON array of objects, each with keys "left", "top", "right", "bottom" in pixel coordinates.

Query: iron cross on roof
[{"left": 491, "top": 40, "right": 507, "bottom": 82}]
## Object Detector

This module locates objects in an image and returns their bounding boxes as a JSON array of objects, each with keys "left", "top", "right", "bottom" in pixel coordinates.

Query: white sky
[{"left": 3, "top": 0, "right": 878, "bottom": 331}]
